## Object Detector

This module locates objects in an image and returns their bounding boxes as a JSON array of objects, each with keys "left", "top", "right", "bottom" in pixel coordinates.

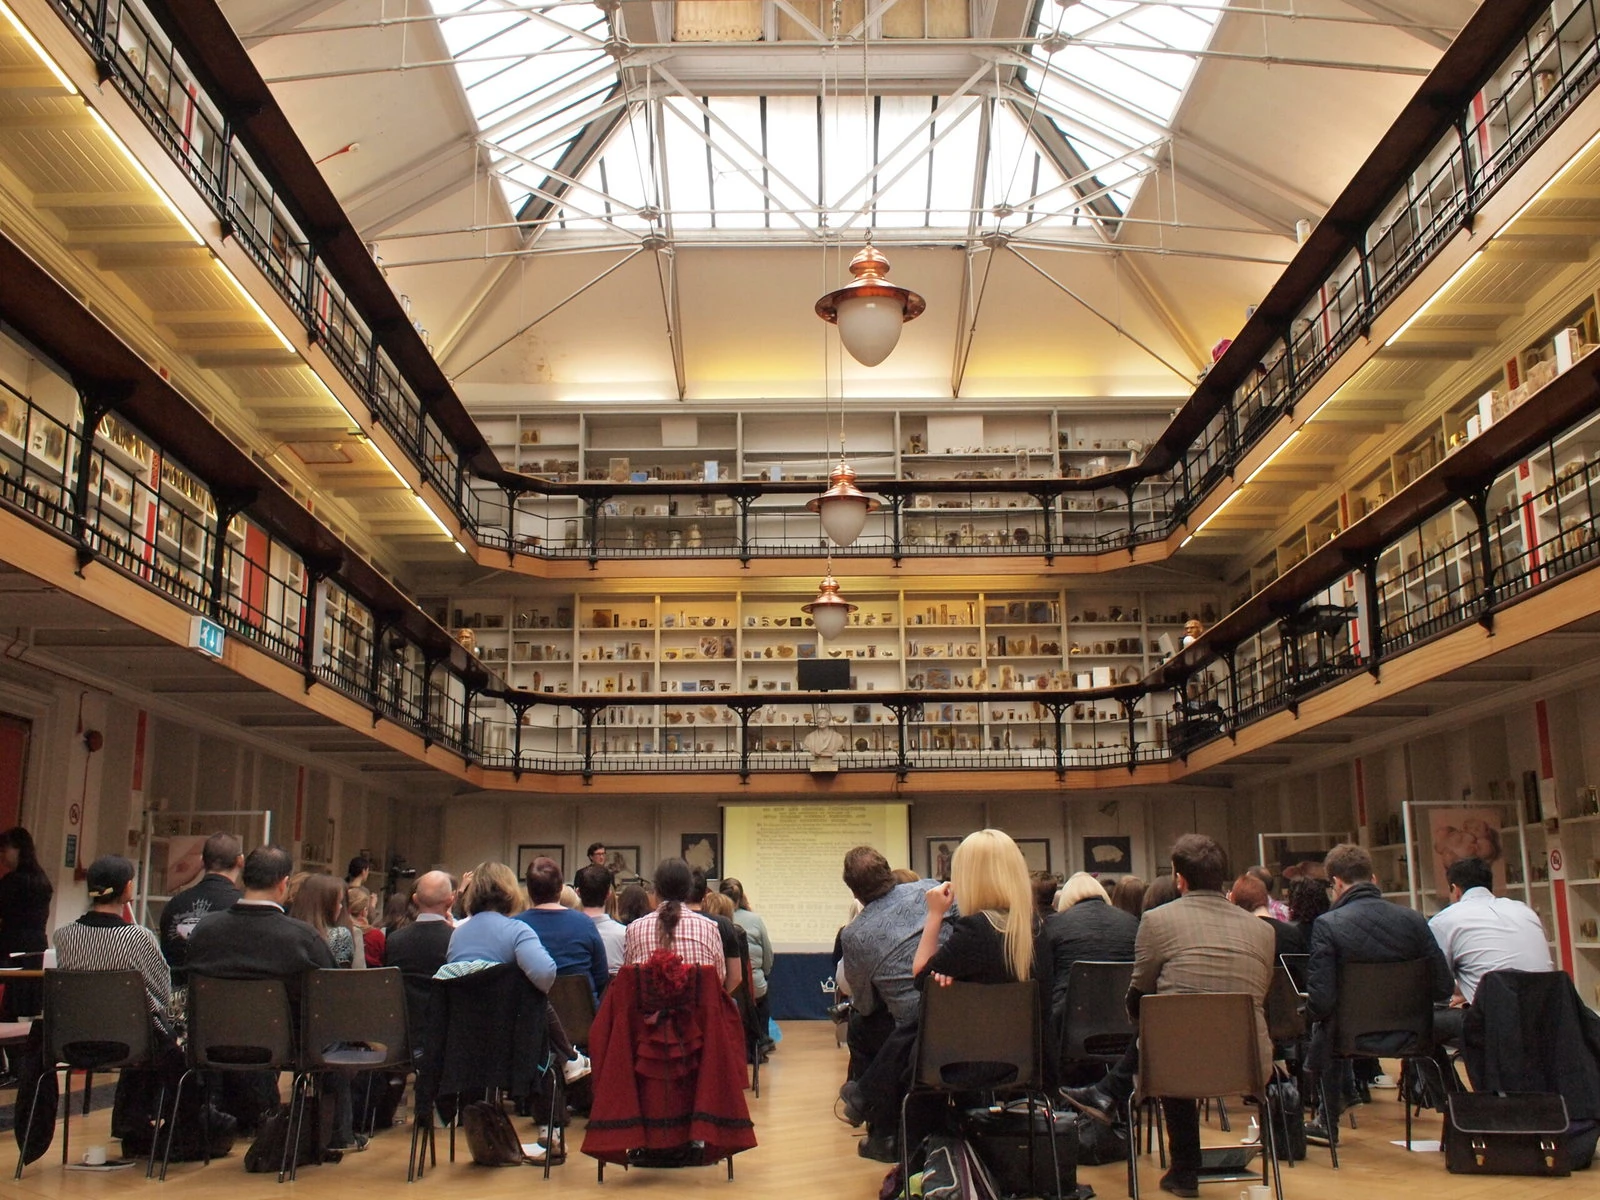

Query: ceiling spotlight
[
  {"left": 814, "top": 244, "right": 926, "bottom": 367},
  {"left": 802, "top": 572, "right": 857, "bottom": 640},
  {"left": 807, "top": 459, "right": 881, "bottom": 549}
]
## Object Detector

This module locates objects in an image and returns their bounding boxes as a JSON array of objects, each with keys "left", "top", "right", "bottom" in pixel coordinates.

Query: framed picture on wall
[
  {"left": 926, "top": 836, "right": 961, "bottom": 882},
  {"left": 516, "top": 844, "right": 565, "bottom": 878},
  {"left": 606, "top": 845, "right": 643, "bottom": 884},
  {"left": 1082, "top": 835, "right": 1133, "bottom": 875},
  {"left": 1015, "top": 838, "right": 1052, "bottom": 875},
  {"left": 681, "top": 833, "right": 720, "bottom": 879}
]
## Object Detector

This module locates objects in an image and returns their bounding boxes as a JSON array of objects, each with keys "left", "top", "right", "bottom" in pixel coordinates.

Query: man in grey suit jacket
[{"left": 1064, "top": 835, "right": 1275, "bottom": 1198}]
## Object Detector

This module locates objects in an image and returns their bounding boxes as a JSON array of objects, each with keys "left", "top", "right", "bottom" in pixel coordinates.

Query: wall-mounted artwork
[
  {"left": 1082, "top": 836, "right": 1133, "bottom": 875},
  {"left": 606, "top": 845, "right": 643, "bottom": 883},
  {"left": 681, "top": 833, "right": 720, "bottom": 879},
  {"left": 516, "top": 844, "right": 564, "bottom": 879},
  {"left": 1015, "top": 838, "right": 1052, "bottom": 874},
  {"left": 926, "top": 836, "right": 960, "bottom": 882}
]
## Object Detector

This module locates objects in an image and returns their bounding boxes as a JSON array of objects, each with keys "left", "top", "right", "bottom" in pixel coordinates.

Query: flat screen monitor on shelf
[{"left": 797, "top": 659, "right": 851, "bottom": 691}]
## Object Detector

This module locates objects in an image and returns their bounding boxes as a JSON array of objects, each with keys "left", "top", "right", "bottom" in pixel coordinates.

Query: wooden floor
[{"left": 6, "top": 1022, "right": 1593, "bottom": 1199}]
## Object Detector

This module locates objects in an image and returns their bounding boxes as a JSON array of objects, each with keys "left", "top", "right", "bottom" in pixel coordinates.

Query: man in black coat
[
  {"left": 187, "top": 845, "right": 335, "bottom": 983},
  {"left": 384, "top": 870, "right": 456, "bottom": 1056},
  {"left": 158, "top": 832, "right": 243, "bottom": 986},
  {"left": 1042, "top": 873, "right": 1138, "bottom": 1034},
  {"left": 187, "top": 845, "right": 337, "bottom": 1142},
  {"left": 1305, "top": 843, "right": 1452, "bottom": 1138}
]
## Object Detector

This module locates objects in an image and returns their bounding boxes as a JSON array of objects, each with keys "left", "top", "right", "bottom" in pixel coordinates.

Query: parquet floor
[{"left": 5, "top": 1022, "right": 1593, "bottom": 1199}]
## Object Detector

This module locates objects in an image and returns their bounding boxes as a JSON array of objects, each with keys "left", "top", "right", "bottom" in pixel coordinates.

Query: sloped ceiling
[{"left": 224, "top": 0, "right": 1481, "bottom": 407}]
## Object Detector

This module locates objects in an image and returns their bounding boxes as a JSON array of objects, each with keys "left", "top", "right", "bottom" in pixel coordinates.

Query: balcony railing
[{"left": 31, "top": 0, "right": 1599, "bottom": 564}]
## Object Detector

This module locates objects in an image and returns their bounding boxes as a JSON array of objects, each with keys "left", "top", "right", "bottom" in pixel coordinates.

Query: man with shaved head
[{"left": 384, "top": 871, "right": 457, "bottom": 1061}]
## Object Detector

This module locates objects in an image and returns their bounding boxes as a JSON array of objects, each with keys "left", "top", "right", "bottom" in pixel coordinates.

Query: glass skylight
[{"left": 429, "top": 0, "right": 1226, "bottom": 239}]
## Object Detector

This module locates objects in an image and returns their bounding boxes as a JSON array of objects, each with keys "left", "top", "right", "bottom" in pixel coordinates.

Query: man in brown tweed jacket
[{"left": 1063, "top": 834, "right": 1275, "bottom": 1197}]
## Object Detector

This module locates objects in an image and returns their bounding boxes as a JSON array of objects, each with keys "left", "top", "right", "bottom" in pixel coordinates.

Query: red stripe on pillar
[{"left": 1535, "top": 699, "right": 1554, "bottom": 781}]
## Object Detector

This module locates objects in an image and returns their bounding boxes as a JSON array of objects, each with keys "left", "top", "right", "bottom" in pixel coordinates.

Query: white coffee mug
[
  {"left": 83, "top": 1145, "right": 108, "bottom": 1166},
  {"left": 1239, "top": 1186, "right": 1271, "bottom": 1200}
]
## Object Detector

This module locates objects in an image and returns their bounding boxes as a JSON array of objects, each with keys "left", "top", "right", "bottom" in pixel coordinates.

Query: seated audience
[
  {"left": 1429, "top": 855, "right": 1553, "bottom": 1044},
  {"left": 890, "top": 867, "right": 921, "bottom": 885},
  {"left": 1044, "top": 871, "right": 1138, "bottom": 1030},
  {"left": 1305, "top": 843, "right": 1453, "bottom": 1140},
  {"left": 348, "top": 886, "right": 384, "bottom": 967},
  {"left": 575, "top": 864, "right": 626, "bottom": 975},
  {"left": 1287, "top": 875, "right": 1331, "bottom": 933},
  {"left": 292, "top": 873, "right": 360, "bottom": 968},
  {"left": 846, "top": 829, "right": 1050, "bottom": 1164},
  {"left": 517, "top": 856, "right": 608, "bottom": 1002},
  {"left": 721, "top": 878, "right": 776, "bottom": 1035},
  {"left": 53, "top": 855, "right": 197, "bottom": 1154},
  {"left": 381, "top": 891, "right": 414, "bottom": 933},
  {"left": 1032, "top": 871, "right": 1060, "bottom": 919},
  {"left": 1229, "top": 873, "right": 1307, "bottom": 958},
  {"left": 187, "top": 846, "right": 336, "bottom": 1141},
  {"left": 1063, "top": 835, "right": 1274, "bottom": 1199},
  {"left": 384, "top": 871, "right": 455, "bottom": 979},
  {"left": 1247, "top": 865, "right": 1291, "bottom": 921},
  {"left": 615, "top": 882, "right": 653, "bottom": 924},
  {"left": 686, "top": 868, "right": 742, "bottom": 991},
  {"left": 1109, "top": 875, "right": 1146, "bottom": 919},
  {"left": 442, "top": 861, "right": 588, "bottom": 1083},
  {"left": 622, "top": 858, "right": 732, "bottom": 990},
  {"left": 158, "top": 832, "right": 243, "bottom": 987},
  {"left": 1141, "top": 874, "right": 1179, "bottom": 913},
  {"left": 346, "top": 857, "right": 371, "bottom": 889},
  {"left": 837, "top": 846, "right": 941, "bottom": 1136}
]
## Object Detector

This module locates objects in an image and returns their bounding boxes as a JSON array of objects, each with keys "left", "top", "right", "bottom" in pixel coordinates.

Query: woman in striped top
[
  {"left": 52, "top": 855, "right": 182, "bottom": 1155},
  {"left": 52, "top": 854, "right": 174, "bottom": 1035}
]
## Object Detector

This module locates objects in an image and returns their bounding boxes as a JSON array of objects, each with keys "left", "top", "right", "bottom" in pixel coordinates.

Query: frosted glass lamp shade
[
  {"left": 814, "top": 244, "right": 925, "bottom": 368},
  {"left": 810, "top": 602, "right": 851, "bottom": 640},
  {"left": 801, "top": 573, "right": 856, "bottom": 640},
  {"left": 835, "top": 294, "right": 905, "bottom": 367},
  {"left": 807, "top": 460, "right": 882, "bottom": 549}
]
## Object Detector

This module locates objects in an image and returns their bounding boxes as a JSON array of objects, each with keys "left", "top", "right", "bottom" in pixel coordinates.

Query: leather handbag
[{"left": 1443, "top": 1092, "right": 1570, "bottom": 1176}]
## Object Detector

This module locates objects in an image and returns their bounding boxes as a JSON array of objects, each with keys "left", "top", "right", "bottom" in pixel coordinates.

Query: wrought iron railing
[{"left": 31, "top": 0, "right": 1600, "bottom": 563}]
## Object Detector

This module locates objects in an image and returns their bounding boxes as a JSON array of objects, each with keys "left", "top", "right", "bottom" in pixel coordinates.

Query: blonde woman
[
  {"left": 1042, "top": 871, "right": 1137, "bottom": 1030},
  {"left": 847, "top": 830, "right": 1052, "bottom": 1163},
  {"left": 912, "top": 828, "right": 1040, "bottom": 988}
]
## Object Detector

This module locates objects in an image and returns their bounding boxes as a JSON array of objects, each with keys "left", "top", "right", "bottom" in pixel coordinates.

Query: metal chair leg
[
  {"left": 159, "top": 1069, "right": 192, "bottom": 1181},
  {"left": 60, "top": 1065, "right": 71, "bottom": 1166},
  {"left": 14, "top": 1070, "right": 52, "bottom": 1180},
  {"left": 1125, "top": 1097, "right": 1140, "bottom": 1200},
  {"left": 144, "top": 1083, "right": 168, "bottom": 1180},
  {"left": 1317, "top": 1074, "right": 1340, "bottom": 1169}
]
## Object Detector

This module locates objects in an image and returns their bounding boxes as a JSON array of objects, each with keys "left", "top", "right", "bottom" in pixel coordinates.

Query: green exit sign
[{"left": 189, "top": 615, "right": 225, "bottom": 659}]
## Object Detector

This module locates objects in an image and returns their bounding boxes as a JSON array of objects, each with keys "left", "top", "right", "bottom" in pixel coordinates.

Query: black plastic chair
[
  {"left": 420, "top": 965, "right": 558, "bottom": 1180},
  {"left": 161, "top": 975, "right": 296, "bottom": 1181},
  {"left": 546, "top": 974, "right": 596, "bottom": 1049},
  {"left": 900, "top": 981, "right": 1061, "bottom": 1200},
  {"left": 728, "top": 943, "right": 763, "bottom": 1098},
  {"left": 288, "top": 968, "right": 412, "bottom": 1181},
  {"left": 1324, "top": 958, "right": 1439, "bottom": 1163},
  {"left": 1131, "top": 993, "right": 1281, "bottom": 1200},
  {"left": 14, "top": 970, "right": 164, "bottom": 1181},
  {"left": 1278, "top": 953, "right": 1310, "bottom": 996},
  {"left": 1058, "top": 960, "right": 1137, "bottom": 1070}
]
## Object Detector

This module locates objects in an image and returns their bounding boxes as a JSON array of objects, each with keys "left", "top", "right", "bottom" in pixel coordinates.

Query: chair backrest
[
  {"left": 915, "top": 980, "right": 1040, "bottom": 1093},
  {"left": 1138, "top": 993, "right": 1262, "bottom": 1100},
  {"left": 42, "top": 970, "right": 154, "bottom": 1070},
  {"left": 186, "top": 975, "right": 296, "bottom": 1070},
  {"left": 546, "top": 974, "right": 597, "bottom": 1047},
  {"left": 1059, "top": 960, "right": 1137, "bottom": 1063},
  {"left": 1264, "top": 966, "right": 1306, "bottom": 1043},
  {"left": 301, "top": 967, "right": 410, "bottom": 1071},
  {"left": 430, "top": 964, "right": 549, "bottom": 1101},
  {"left": 1278, "top": 953, "right": 1310, "bottom": 996},
  {"left": 1332, "top": 959, "right": 1434, "bottom": 1056}
]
